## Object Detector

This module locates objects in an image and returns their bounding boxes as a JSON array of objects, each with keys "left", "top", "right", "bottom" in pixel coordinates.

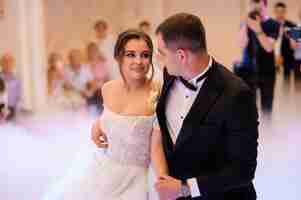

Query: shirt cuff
[{"left": 188, "top": 177, "right": 201, "bottom": 198}]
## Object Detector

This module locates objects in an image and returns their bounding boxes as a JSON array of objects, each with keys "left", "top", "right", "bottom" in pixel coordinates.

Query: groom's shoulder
[{"left": 214, "top": 62, "right": 251, "bottom": 93}]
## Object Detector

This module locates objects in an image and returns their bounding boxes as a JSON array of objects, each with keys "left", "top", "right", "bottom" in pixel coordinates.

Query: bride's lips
[{"left": 131, "top": 67, "right": 146, "bottom": 73}]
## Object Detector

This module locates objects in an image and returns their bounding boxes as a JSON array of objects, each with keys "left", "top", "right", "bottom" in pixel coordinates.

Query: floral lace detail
[{"left": 100, "top": 107, "right": 155, "bottom": 168}]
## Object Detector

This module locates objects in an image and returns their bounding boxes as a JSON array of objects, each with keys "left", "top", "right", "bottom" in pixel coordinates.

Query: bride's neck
[{"left": 125, "top": 78, "right": 149, "bottom": 92}]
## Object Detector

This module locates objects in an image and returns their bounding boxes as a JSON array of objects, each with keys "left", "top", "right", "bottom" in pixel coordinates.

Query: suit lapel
[
  {"left": 174, "top": 60, "right": 225, "bottom": 150},
  {"left": 157, "top": 68, "right": 176, "bottom": 111},
  {"left": 156, "top": 68, "right": 176, "bottom": 151}
]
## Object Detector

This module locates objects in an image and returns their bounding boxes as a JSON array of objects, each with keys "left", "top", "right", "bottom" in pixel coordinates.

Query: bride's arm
[
  {"left": 151, "top": 126, "right": 169, "bottom": 176},
  {"left": 91, "top": 118, "right": 108, "bottom": 148},
  {"left": 91, "top": 80, "right": 113, "bottom": 148}
]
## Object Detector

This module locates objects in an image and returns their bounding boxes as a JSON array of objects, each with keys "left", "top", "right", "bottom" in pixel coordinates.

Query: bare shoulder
[{"left": 101, "top": 79, "right": 123, "bottom": 105}]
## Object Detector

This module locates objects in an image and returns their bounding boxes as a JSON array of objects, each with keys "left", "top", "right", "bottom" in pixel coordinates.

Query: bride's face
[{"left": 120, "top": 39, "right": 151, "bottom": 82}]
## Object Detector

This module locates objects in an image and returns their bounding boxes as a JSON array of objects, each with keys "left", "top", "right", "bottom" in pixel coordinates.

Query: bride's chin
[{"left": 130, "top": 73, "right": 148, "bottom": 81}]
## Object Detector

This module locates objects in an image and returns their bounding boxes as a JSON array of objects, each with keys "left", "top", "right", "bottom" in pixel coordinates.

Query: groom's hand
[
  {"left": 155, "top": 175, "right": 181, "bottom": 200},
  {"left": 91, "top": 119, "right": 108, "bottom": 148}
]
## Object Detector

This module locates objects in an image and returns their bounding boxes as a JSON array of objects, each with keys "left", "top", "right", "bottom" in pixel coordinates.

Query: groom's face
[{"left": 156, "top": 34, "right": 181, "bottom": 76}]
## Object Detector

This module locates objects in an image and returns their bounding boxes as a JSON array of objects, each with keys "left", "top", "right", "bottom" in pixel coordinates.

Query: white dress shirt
[
  {"left": 166, "top": 57, "right": 212, "bottom": 144},
  {"left": 155, "top": 57, "right": 212, "bottom": 198}
]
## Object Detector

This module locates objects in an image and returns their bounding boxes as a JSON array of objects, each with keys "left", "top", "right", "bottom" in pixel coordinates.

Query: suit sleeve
[{"left": 195, "top": 89, "right": 259, "bottom": 195}]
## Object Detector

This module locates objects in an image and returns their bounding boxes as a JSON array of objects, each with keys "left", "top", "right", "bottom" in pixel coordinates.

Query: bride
[{"left": 42, "top": 29, "right": 167, "bottom": 200}]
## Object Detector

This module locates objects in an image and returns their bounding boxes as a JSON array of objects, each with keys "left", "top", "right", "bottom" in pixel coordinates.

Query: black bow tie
[{"left": 178, "top": 69, "right": 210, "bottom": 91}]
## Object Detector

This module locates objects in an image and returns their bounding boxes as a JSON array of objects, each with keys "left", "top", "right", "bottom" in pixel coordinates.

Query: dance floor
[{"left": 1, "top": 71, "right": 301, "bottom": 200}]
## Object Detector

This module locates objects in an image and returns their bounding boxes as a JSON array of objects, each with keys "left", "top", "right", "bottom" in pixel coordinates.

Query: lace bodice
[{"left": 100, "top": 106, "right": 155, "bottom": 168}]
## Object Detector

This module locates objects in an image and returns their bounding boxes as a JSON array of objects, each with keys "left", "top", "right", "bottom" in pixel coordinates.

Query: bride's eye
[
  {"left": 141, "top": 53, "right": 150, "bottom": 59},
  {"left": 125, "top": 52, "right": 136, "bottom": 58}
]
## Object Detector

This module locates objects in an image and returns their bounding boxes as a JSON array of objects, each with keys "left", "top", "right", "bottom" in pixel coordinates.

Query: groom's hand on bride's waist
[{"left": 91, "top": 119, "right": 108, "bottom": 148}]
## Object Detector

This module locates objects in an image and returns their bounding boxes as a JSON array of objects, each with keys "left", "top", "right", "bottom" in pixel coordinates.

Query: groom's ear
[{"left": 175, "top": 49, "right": 187, "bottom": 64}]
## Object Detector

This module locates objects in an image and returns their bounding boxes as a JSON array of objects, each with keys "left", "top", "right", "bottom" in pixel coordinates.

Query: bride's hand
[{"left": 91, "top": 119, "right": 108, "bottom": 148}]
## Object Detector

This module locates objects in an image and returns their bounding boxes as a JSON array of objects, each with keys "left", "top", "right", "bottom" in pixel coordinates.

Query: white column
[
  {"left": 15, "top": 0, "right": 47, "bottom": 112},
  {"left": 15, "top": 0, "right": 32, "bottom": 111},
  {"left": 27, "top": 0, "right": 47, "bottom": 112}
]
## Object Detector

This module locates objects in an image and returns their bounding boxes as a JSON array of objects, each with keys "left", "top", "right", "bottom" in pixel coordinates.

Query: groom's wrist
[{"left": 180, "top": 179, "right": 191, "bottom": 197}]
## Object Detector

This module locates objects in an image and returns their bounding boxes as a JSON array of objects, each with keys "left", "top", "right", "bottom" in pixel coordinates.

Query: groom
[{"left": 152, "top": 13, "right": 258, "bottom": 200}]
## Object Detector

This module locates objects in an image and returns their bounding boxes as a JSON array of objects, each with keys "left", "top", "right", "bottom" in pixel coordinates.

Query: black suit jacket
[{"left": 156, "top": 60, "right": 259, "bottom": 200}]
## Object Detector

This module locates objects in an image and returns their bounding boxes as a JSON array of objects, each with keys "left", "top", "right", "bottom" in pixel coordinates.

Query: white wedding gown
[{"left": 42, "top": 105, "right": 157, "bottom": 200}]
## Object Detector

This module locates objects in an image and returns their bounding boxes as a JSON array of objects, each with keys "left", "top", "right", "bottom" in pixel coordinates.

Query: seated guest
[
  {"left": 94, "top": 19, "right": 118, "bottom": 79},
  {"left": 0, "top": 77, "right": 9, "bottom": 123},
  {"left": 86, "top": 42, "right": 110, "bottom": 112},
  {"left": 64, "top": 49, "right": 92, "bottom": 107},
  {"left": 0, "top": 53, "right": 21, "bottom": 120},
  {"left": 47, "top": 52, "right": 71, "bottom": 108},
  {"left": 47, "top": 52, "right": 66, "bottom": 96},
  {"left": 138, "top": 20, "right": 152, "bottom": 35}
]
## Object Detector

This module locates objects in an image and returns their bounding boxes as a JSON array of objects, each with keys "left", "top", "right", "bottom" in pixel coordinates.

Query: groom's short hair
[{"left": 156, "top": 13, "right": 207, "bottom": 53}]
